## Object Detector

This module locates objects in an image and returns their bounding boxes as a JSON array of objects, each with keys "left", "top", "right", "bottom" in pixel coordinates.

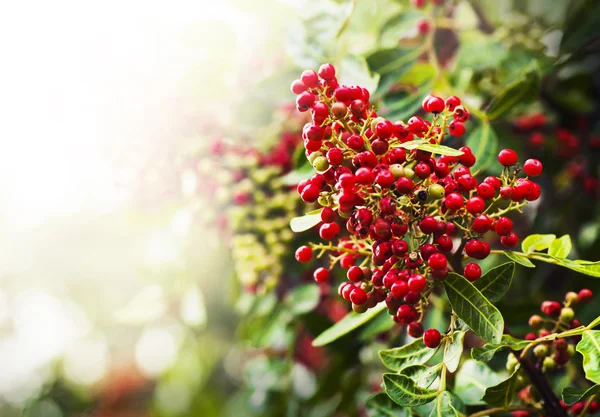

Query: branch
[{"left": 517, "top": 354, "right": 569, "bottom": 417}]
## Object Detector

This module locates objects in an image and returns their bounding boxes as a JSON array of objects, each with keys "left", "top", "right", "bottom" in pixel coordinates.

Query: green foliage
[
  {"left": 464, "top": 122, "right": 499, "bottom": 172},
  {"left": 429, "top": 392, "right": 466, "bottom": 417},
  {"left": 454, "top": 360, "right": 505, "bottom": 405},
  {"left": 522, "top": 234, "right": 557, "bottom": 254},
  {"left": 379, "top": 338, "right": 439, "bottom": 372},
  {"left": 471, "top": 335, "right": 531, "bottom": 362},
  {"left": 443, "top": 330, "right": 466, "bottom": 373},
  {"left": 473, "top": 262, "right": 515, "bottom": 303},
  {"left": 312, "top": 303, "right": 387, "bottom": 346},
  {"left": 382, "top": 374, "right": 438, "bottom": 407},
  {"left": 290, "top": 209, "right": 323, "bottom": 232},
  {"left": 443, "top": 273, "right": 504, "bottom": 343},
  {"left": 562, "top": 384, "right": 600, "bottom": 405},
  {"left": 576, "top": 330, "right": 600, "bottom": 384},
  {"left": 481, "top": 366, "right": 521, "bottom": 408},
  {"left": 366, "top": 393, "right": 409, "bottom": 417}
]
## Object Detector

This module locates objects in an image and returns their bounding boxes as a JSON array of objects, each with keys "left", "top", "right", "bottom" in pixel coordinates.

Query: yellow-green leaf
[
  {"left": 521, "top": 234, "right": 556, "bottom": 254},
  {"left": 290, "top": 209, "right": 322, "bottom": 232},
  {"left": 313, "top": 303, "right": 386, "bottom": 346},
  {"left": 380, "top": 338, "right": 439, "bottom": 372},
  {"left": 549, "top": 235, "right": 572, "bottom": 258},
  {"left": 503, "top": 251, "right": 536, "bottom": 268},
  {"left": 576, "top": 330, "right": 600, "bottom": 384}
]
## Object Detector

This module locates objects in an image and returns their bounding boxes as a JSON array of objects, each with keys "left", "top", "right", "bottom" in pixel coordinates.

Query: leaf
[
  {"left": 361, "top": 310, "right": 396, "bottom": 341},
  {"left": 471, "top": 335, "right": 530, "bottom": 362},
  {"left": 415, "top": 143, "right": 465, "bottom": 157},
  {"left": 379, "top": 338, "right": 439, "bottom": 372},
  {"left": 482, "top": 366, "right": 521, "bottom": 408},
  {"left": 339, "top": 54, "right": 380, "bottom": 94},
  {"left": 383, "top": 374, "right": 438, "bottom": 407},
  {"left": 366, "top": 47, "right": 423, "bottom": 97},
  {"left": 576, "top": 330, "right": 600, "bottom": 384},
  {"left": 401, "top": 364, "right": 442, "bottom": 389},
  {"left": 485, "top": 64, "right": 541, "bottom": 121},
  {"left": 503, "top": 251, "right": 536, "bottom": 268},
  {"left": 560, "top": 0, "right": 600, "bottom": 54},
  {"left": 456, "top": 31, "right": 508, "bottom": 71},
  {"left": 562, "top": 385, "right": 600, "bottom": 406},
  {"left": 454, "top": 359, "right": 505, "bottom": 405},
  {"left": 382, "top": 79, "right": 435, "bottom": 121},
  {"left": 312, "top": 303, "right": 386, "bottom": 346},
  {"left": 473, "top": 262, "right": 515, "bottom": 303},
  {"left": 429, "top": 391, "right": 465, "bottom": 417},
  {"left": 443, "top": 273, "right": 504, "bottom": 343},
  {"left": 290, "top": 209, "right": 322, "bottom": 232},
  {"left": 465, "top": 122, "right": 498, "bottom": 173},
  {"left": 379, "top": 9, "right": 426, "bottom": 47},
  {"left": 285, "top": 285, "right": 320, "bottom": 315},
  {"left": 443, "top": 330, "right": 466, "bottom": 373},
  {"left": 281, "top": 164, "right": 313, "bottom": 185},
  {"left": 365, "top": 393, "right": 408, "bottom": 417},
  {"left": 521, "top": 234, "right": 556, "bottom": 254},
  {"left": 549, "top": 235, "right": 573, "bottom": 258},
  {"left": 527, "top": 253, "right": 600, "bottom": 278}
]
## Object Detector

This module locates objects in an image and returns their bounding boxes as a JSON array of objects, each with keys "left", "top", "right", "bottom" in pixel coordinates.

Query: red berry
[
  {"left": 477, "top": 182, "right": 496, "bottom": 199},
  {"left": 397, "top": 304, "right": 417, "bottom": 324},
  {"left": 417, "top": 19, "right": 430, "bottom": 35},
  {"left": 355, "top": 167, "right": 374, "bottom": 185},
  {"left": 376, "top": 170, "right": 395, "bottom": 188},
  {"left": 498, "top": 149, "right": 518, "bottom": 166},
  {"left": 404, "top": 290, "right": 421, "bottom": 305},
  {"left": 291, "top": 79, "right": 307, "bottom": 94},
  {"left": 301, "top": 70, "right": 319, "bottom": 88},
  {"left": 523, "top": 159, "right": 543, "bottom": 177},
  {"left": 541, "top": 301, "right": 562, "bottom": 317},
  {"left": 347, "top": 266, "right": 364, "bottom": 283},
  {"left": 408, "top": 322, "right": 424, "bottom": 338},
  {"left": 466, "top": 196, "right": 485, "bottom": 214},
  {"left": 500, "top": 233, "right": 519, "bottom": 248},
  {"left": 427, "top": 96, "right": 445, "bottom": 113},
  {"left": 472, "top": 214, "right": 492, "bottom": 233},
  {"left": 350, "top": 287, "right": 368, "bottom": 305},
  {"left": 296, "top": 246, "right": 313, "bottom": 263},
  {"left": 326, "top": 148, "right": 344, "bottom": 166},
  {"left": 318, "top": 63, "right": 336, "bottom": 80},
  {"left": 453, "top": 105, "right": 470, "bottom": 122},
  {"left": 347, "top": 134, "right": 364, "bottom": 151},
  {"left": 314, "top": 267, "right": 330, "bottom": 283},
  {"left": 415, "top": 161, "right": 431, "bottom": 179},
  {"left": 436, "top": 235, "right": 453, "bottom": 253},
  {"left": 395, "top": 177, "right": 414, "bottom": 194},
  {"left": 296, "top": 91, "right": 315, "bottom": 112},
  {"left": 408, "top": 116, "right": 425, "bottom": 134},
  {"left": 458, "top": 147, "right": 476, "bottom": 167},
  {"left": 408, "top": 274, "right": 427, "bottom": 293},
  {"left": 428, "top": 253, "right": 448, "bottom": 270},
  {"left": 423, "top": 328, "right": 441, "bottom": 348},
  {"left": 419, "top": 216, "right": 438, "bottom": 234},
  {"left": 464, "top": 263, "right": 482, "bottom": 282},
  {"left": 449, "top": 120, "right": 466, "bottom": 137},
  {"left": 578, "top": 288, "right": 593, "bottom": 303},
  {"left": 391, "top": 280, "right": 409, "bottom": 298},
  {"left": 465, "top": 239, "right": 484, "bottom": 258},
  {"left": 444, "top": 193, "right": 464, "bottom": 210},
  {"left": 445, "top": 96, "right": 461, "bottom": 111},
  {"left": 321, "top": 207, "right": 336, "bottom": 223},
  {"left": 494, "top": 217, "right": 513, "bottom": 236},
  {"left": 320, "top": 222, "right": 340, "bottom": 240}
]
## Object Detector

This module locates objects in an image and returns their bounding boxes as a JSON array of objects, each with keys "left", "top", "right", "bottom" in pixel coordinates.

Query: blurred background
[{"left": 0, "top": 0, "right": 598, "bottom": 416}]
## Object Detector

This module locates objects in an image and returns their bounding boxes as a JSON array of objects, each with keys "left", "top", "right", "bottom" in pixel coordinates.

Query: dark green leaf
[
  {"left": 429, "top": 391, "right": 465, "bottom": 417},
  {"left": 443, "top": 330, "right": 466, "bottom": 373},
  {"left": 379, "top": 338, "right": 439, "bottom": 372},
  {"left": 382, "top": 79, "right": 435, "bottom": 121},
  {"left": 549, "top": 235, "right": 572, "bottom": 258},
  {"left": 474, "top": 262, "right": 515, "bottom": 303},
  {"left": 485, "top": 65, "right": 541, "bottom": 121},
  {"left": 521, "top": 234, "right": 556, "bottom": 254},
  {"left": 503, "top": 251, "right": 535, "bottom": 268},
  {"left": 361, "top": 310, "right": 396, "bottom": 341},
  {"left": 454, "top": 359, "right": 505, "bottom": 405},
  {"left": 366, "top": 393, "right": 409, "bottom": 417},
  {"left": 401, "top": 364, "right": 442, "bottom": 389},
  {"left": 366, "top": 47, "right": 423, "bottom": 97},
  {"left": 560, "top": 0, "right": 600, "bottom": 54},
  {"left": 443, "top": 273, "right": 504, "bottom": 343},
  {"left": 290, "top": 209, "right": 322, "bottom": 232},
  {"left": 313, "top": 303, "right": 386, "bottom": 346},
  {"left": 465, "top": 122, "right": 498, "bottom": 173},
  {"left": 471, "top": 335, "right": 530, "bottom": 362},
  {"left": 562, "top": 385, "right": 600, "bottom": 405},
  {"left": 481, "top": 367, "right": 521, "bottom": 408},
  {"left": 383, "top": 374, "right": 438, "bottom": 407},
  {"left": 576, "top": 330, "right": 600, "bottom": 384},
  {"left": 285, "top": 285, "right": 320, "bottom": 315}
]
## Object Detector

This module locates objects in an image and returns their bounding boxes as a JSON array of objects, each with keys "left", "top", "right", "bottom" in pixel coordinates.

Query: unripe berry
[
  {"left": 528, "top": 314, "right": 543, "bottom": 329},
  {"left": 560, "top": 307, "right": 574, "bottom": 323},
  {"left": 534, "top": 343, "right": 548, "bottom": 358},
  {"left": 331, "top": 102, "right": 348, "bottom": 119},
  {"left": 429, "top": 183, "right": 445, "bottom": 199},
  {"left": 542, "top": 356, "right": 555, "bottom": 372},
  {"left": 423, "top": 329, "right": 441, "bottom": 348}
]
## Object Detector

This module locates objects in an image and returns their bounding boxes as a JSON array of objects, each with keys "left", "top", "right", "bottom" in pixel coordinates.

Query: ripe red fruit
[
  {"left": 408, "top": 274, "right": 427, "bottom": 292},
  {"left": 449, "top": 120, "right": 466, "bottom": 136},
  {"left": 465, "top": 239, "right": 484, "bottom": 258},
  {"left": 417, "top": 18, "right": 430, "bottom": 35},
  {"left": 466, "top": 196, "right": 485, "bottom": 214},
  {"left": 444, "top": 193, "right": 464, "bottom": 210},
  {"left": 428, "top": 253, "right": 448, "bottom": 270},
  {"left": 498, "top": 149, "right": 518, "bottom": 166},
  {"left": 523, "top": 159, "right": 543, "bottom": 177},
  {"left": 578, "top": 288, "right": 593, "bottom": 303},
  {"left": 296, "top": 246, "right": 313, "bottom": 263},
  {"left": 376, "top": 170, "right": 395, "bottom": 188},
  {"left": 350, "top": 287, "right": 368, "bottom": 305},
  {"left": 291, "top": 79, "right": 307, "bottom": 94},
  {"left": 397, "top": 304, "right": 417, "bottom": 324},
  {"left": 318, "top": 63, "right": 335, "bottom": 80},
  {"left": 404, "top": 290, "right": 421, "bottom": 305},
  {"left": 445, "top": 96, "right": 461, "bottom": 111},
  {"left": 320, "top": 222, "right": 340, "bottom": 240},
  {"left": 301, "top": 70, "right": 319, "bottom": 88},
  {"left": 326, "top": 148, "right": 344, "bottom": 166},
  {"left": 314, "top": 268, "right": 330, "bottom": 283},
  {"left": 541, "top": 301, "right": 562, "bottom": 317},
  {"left": 495, "top": 217, "right": 514, "bottom": 236},
  {"left": 500, "top": 232, "right": 519, "bottom": 248},
  {"left": 415, "top": 161, "right": 432, "bottom": 179},
  {"left": 472, "top": 214, "right": 493, "bottom": 233},
  {"left": 436, "top": 235, "right": 453, "bottom": 253},
  {"left": 391, "top": 280, "right": 409, "bottom": 298},
  {"left": 408, "top": 116, "right": 425, "bottom": 134},
  {"left": 419, "top": 216, "right": 438, "bottom": 234},
  {"left": 355, "top": 167, "right": 374, "bottom": 185},
  {"left": 347, "top": 266, "right": 364, "bottom": 283},
  {"left": 453, "top": 105, "right": 470, "bottom": 122},
  {"left": 422, "top": 94, "right": 433, "bottom": 112},
  {"left": 477, "top": 182, "right": 496, "bottom": 199},
  {"left": 395, "top": 177, "right": 414, "bottom": 194},
  {"left": 296, "top": 91, "right": 316, "bottom": 111},
  {"left": 408, "top": 322, "right": 424, "bottom": 338},
  {"left": 464, "top": 263, "right": 482, "bottom": 282},
  {"left": 347, "top": 134, "right": 364, "bottom": 151},
  {"left": 423, "top": 328, "right": 441, "bottom": 348},
  {"left": 458, "top": 147, "right": 476, "bottom": 167},
  {"left": 427, "top": 96, "right": 445, "bottom": 113}
]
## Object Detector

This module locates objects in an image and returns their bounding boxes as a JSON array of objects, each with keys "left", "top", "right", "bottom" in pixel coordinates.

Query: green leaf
[
  {"left": 471, "top": 335, "right": 530, "bottom": 362},
  {"left": 482, "top": 366, "right": 521, "bottom": 408},
  {"left": 527, "top": 254, "right": 600, "bottom": 278},
  {"left": 415, "top": 143, "right": 465, "bottom": 156},
  {"left": 285, "top": 285, "right": 320, "bottom": 315},
  {"left": 361, "top": 310, "right": 396, "bottom": 341},
  {"left": 290, "top": 209, "right": 322, "bottom": 233},
  {"left": 576, "top": 330, "right": 600, "bottom": 384},
  {"left": 485, "top": 64, "right": 541, "bottom": 121},
  {"left": 443, "top": 273, "right": 504, "bottom": 343},
  {"left": 503, "top": 251, "right": 536, "bottom": 268},
  {"left": 379, "top": 338, "right": 439, "bottom": 372},
  {"left": 366, "top": 47, "right": 423, "bottom": 97},
  {"left": 401, "top": 364, "right": 442, "bottom": 389},
  {"left": 383, "top": 79, "right": 435, "bottom": 121},
  {"left": 443, "top": 330, "right": 466, "bottom": 373},
  {"left": 560, "top": 0, "right": 600, "bottom": 54},
  {"left": 562, "top": 385, "right": 600, "bottom": 406},
  {"left": 339, "top": 54, "right": 380, "bottom": 94},
  {"left": 474, "top": 262, "right": 515, "bottom": 303},
  {"left": 282, "top": 164, "right": 313, "bottom": 185},
  {"left": 455, "top": 359, "right": 505, "bottom": 405},
  {"left": 313, "top": 303, "right": 386, "bottom": 346},
  {"left": 379, "top": 9, "right": 426, "bottom": 47},
  {"left": 549, "top": 235, "right": 573, "bottom": 258},
  {"left": 365, "top": 393, "right": 408, "bottom": 417},
  {"left": 465, "top": 122, "right": 498, "bottom": 173},
  {"left": 456, "top": 31, "right": 508, "bottom": 71},
  {"left": 383, "top": 374, "right": 438, "bottom": 407},
  {"left": 429, "top": 391, "right": 465, "bottom": 417},
  {"left": 521, "top": 234, "right": 556, "bottom": 254}
]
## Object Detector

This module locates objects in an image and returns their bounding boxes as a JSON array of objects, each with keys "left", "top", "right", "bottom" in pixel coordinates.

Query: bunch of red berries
[
  {"left": 291, "top": 63, "right": 543, "bottom": 347},
  {"left": 524, "top": 289, "right": 593, "bottom": 371}
]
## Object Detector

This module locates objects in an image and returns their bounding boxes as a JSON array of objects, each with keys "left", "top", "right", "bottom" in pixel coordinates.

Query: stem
[
  {"left": 517, "top": 355, "right": 568, "bottom": 417},
  {"left": 468, "top": 407, "right": 528, "bottom": 417},
  {"left": 580, "top": 394, "right": 598, "bottom": 417}
]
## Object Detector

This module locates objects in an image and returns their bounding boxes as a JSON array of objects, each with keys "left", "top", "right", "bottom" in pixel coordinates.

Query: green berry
[
  {"left": 429, "top": 183, "right": 445, "bottom": 199},
  {"left": 560, "top": 307, "right": 574, "bottom": 323},
  {"left": 312, "top": 156, "right": 330, "bottom": 173},
  {"left": 534, "top": 344, "right": 548, "bottom": 358}
]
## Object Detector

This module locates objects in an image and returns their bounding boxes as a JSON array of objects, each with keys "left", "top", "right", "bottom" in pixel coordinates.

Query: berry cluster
[
  {"left": 522, "top": 289, "right": 593, "bottom": 372},
  {"left": 291, "top": 64, "right": 543, "bottom": 347}
]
